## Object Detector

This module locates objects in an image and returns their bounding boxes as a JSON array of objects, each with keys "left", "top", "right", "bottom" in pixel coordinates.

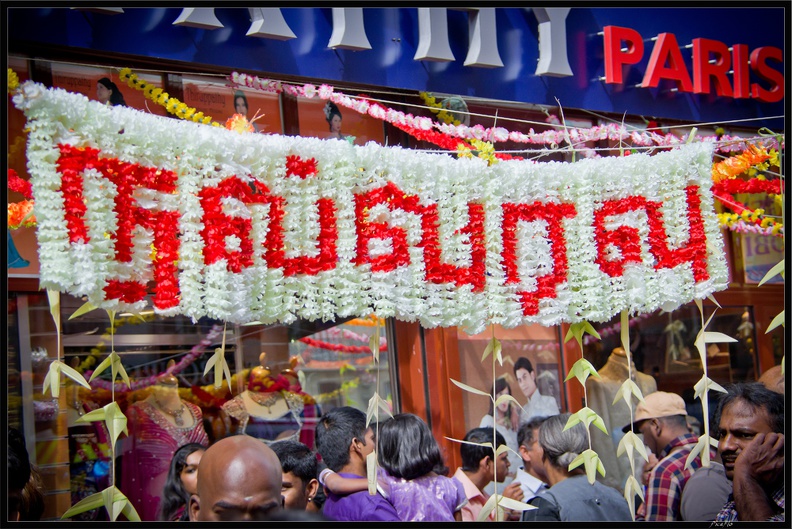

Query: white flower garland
[{"left": 16, "top": 82, "right": 729, "bottom": 333}]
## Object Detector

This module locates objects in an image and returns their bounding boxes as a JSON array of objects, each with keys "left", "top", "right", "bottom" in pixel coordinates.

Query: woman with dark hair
[
  {"left": 479, "top": 376, "right": 521, "bottom": 480},
  {"left": 157, "top": 443, "right": 206, "bottom": 521},
  {"left": 323, "top": 101, "right": 353, "bottom": 143},
  {"left": 521, "top": 413, "right": 631, "bottom": 521},
  {"left": 97, "top": 77, "right": 127, "bottom": 106},
  {"left": 321, "top": 413, "right": 467, "bottom": 521},
  {"left": 232, "top": 90, "right": 259, "bottom": 132}
]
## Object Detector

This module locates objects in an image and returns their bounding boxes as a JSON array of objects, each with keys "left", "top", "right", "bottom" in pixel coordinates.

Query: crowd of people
[{"left": 7, "top": 366, "right": 785, "bottom": 522}]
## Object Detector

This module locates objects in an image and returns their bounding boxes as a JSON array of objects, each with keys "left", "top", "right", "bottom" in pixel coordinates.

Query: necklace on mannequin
[
  {"left": 152, "top": 359, "right": 187, "bottom": 426},
  {"left": 247, "top": 391, "right": 281, "bottom": 414},
  {"left": 154, "top": 395, "right": 186, "bottom": 427}
]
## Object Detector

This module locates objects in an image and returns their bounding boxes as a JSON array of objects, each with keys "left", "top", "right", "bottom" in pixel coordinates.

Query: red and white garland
[{"left": 14, "top": 82, "right": 729, "bottom": 334}]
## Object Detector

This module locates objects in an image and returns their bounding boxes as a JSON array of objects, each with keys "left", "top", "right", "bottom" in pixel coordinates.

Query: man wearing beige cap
[{"left": 623, "top": 391, "right": 726, "bottom": 521}]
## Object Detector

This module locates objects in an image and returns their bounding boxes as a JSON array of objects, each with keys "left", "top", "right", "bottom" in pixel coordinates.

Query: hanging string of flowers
[
  {"left": 85, "top": 324, "right": 223, "bottom": 392},
  {"left": 419, "top": 91, "right": 462, "bottom": 126},
  {"left": 711, "top": 145, "right": 777, "bottom": 182},
  {"left": 325, "top": 326, "right": 387, "bottom": 345},
  {"left": 228, "top": 71, "right": 781, "bottom": 155},
  {"left": 7, "top": 67, "right": 20, "bottom": 93},
  {"left": 7, "top": 168, "right": 37, "bottom": 229},
  {"left": 720, "top": 219, "right": 783, "bottom": 237},
  {"left": 118, "top": 67, "right": 218, "bottom": 126},
  {"left": 583, "top": 312, "right": 653, "bottom": 345},
  {"left": 299, "top": 336, "right": 385, "bottom": 354}
]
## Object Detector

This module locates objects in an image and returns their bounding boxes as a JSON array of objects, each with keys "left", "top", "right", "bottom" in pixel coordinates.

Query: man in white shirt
[
  {"left": 514, "top": 357, "right": 559, "bottom": 425},
  {"left": 512, "top": 417, "right": 549, "bottom": 502}
]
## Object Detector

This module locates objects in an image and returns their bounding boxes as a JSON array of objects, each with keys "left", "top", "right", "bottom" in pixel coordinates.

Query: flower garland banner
[{"left": 14, "top": 83, "right": 728, "bottom": 334}]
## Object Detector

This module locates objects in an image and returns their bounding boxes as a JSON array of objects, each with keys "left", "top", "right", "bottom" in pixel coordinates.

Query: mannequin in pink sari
[{"left": 119, "top": 365, "right": 208, "bottom": 521}]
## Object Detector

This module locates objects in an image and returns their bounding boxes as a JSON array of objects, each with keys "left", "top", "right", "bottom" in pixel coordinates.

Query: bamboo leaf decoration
[
  {"left": 615, "top": 309, "right": 649, "bottom": 521},
  {"left": 766, "top": 311, "right": 785, "bottom": 333},
  {"left": 62, "top": 486, "right": 140, "bottom": 521},
  {"left": 685, "top": 298, "right": 737, "bottom": 471},
  {"left": 203, "top": 323, "right": 232, "bottom": 391},
  {"left": 366, "top": 450, "right": 378, "bottom": 496},
  {"left": 449, "top": 378, "right": 492, "bottom": 397},
  {"left": 755, "top": 256, "right": 780, "bottom": 338},
  {"left": 564, "top": 358, "right": 600, "bottom": 387},
  {"left": 623, "top": 474, "right": 645, "bottom": 519},
  {"left": 562, "top": 322, "right": 606, "bottom": 485},
  {"left": 481, "top": 336, "right": 503, "bottom": 365},
  {"left": 89, "top": 352, "right": 132, "bottom": 389},
  {"left": 69, "top": 300, "right": 99, "bottom": 320},
  {"left": 568, "top": 448, "right": 606, "bottom": 484},
  {"left": 76, "top": 401, "right": 129, "bottom": 449},
  {"left": 612, "top": 379, "right": 645, "bottom": 408},
  {"left": 42, "top": 360, "right": 91, "bottom": 398},
  {"left": 758, "top": 259, "right": 784, "bottom": 287},
  {"left": 564, "top": 321, "right": 601, "bottom": 351}
]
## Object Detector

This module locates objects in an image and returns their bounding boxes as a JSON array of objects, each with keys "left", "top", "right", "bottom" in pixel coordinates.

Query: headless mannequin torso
[{"left": 586, "top": 348, "right": 657, "bottom": 492}]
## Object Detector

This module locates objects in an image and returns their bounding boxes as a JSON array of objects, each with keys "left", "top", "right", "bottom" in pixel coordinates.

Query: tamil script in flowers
[{"left": 15, "top": 83, "right": 729, "bottom": 333}]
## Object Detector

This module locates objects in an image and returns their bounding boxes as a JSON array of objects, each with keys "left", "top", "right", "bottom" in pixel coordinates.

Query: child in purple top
[{"left": 321, "top": 413, "right": 467, "bottom": 522}]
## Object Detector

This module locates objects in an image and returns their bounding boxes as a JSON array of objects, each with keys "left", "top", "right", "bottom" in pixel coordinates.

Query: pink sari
[{"left": 119, "top": 400, "right": 208, "bottom": 521}]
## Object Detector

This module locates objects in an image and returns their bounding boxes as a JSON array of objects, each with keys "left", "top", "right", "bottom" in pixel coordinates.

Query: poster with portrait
[
  {"left": 297, "top": 97, "right": 385, "bottom": 145},
  {"left": 182, "top": 75, "right": 281, "bottom": 133},
  {"left": 50, "top": 63, "right": 166, "bottom": 116}
]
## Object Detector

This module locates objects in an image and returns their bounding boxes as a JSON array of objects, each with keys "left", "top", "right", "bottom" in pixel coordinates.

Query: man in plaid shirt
[
  {"left": 624, "top": 391, "right": 725, "bottom": 521},
  {"left": 714, "top": 383, "right": 785, "bottom": 522}
]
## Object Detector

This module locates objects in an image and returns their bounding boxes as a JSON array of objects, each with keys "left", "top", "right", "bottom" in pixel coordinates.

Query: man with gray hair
[{"left": 522, "top": 413, "right": 631, "bottom": 521}]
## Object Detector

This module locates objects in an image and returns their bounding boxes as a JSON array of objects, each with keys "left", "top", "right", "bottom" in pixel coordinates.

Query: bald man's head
[
  {"left": 189, "top": 435, "right": 283, "bottom": 521},
  {"left": 758, "top": 365, "right": 784, "bottom": 395}
]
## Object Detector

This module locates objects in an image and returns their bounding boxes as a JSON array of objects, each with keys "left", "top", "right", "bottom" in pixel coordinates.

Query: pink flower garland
[
  {"left": 228, "top": 72, "right": 782, "bottom": 155},
  {"left": 84, "top": 324, "right": 223, "bottom": 392},
  {"left": 583, "top": 312, "right": 653, "bottom": 345},
  {"left": 725, "top": 220, "right": 784, "bottom": 237}
]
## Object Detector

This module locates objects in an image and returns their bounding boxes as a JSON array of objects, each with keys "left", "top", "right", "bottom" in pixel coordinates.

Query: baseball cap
[{"left": 622, "top": 391, "right": 688, "bottom": 433}]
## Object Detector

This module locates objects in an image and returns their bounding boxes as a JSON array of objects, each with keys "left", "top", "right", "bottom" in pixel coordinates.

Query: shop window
[
  {"left": 583, "top": 302, "right": 761, "bottom": 429},
  {"left": 452, "top": 324, "right": 565, "bottom": 482},
  {"left": 8, "top": 289, "right": 394, "bottom": 520}
]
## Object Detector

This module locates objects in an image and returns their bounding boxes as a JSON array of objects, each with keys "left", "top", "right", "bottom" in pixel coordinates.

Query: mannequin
[
  {"left": 221, "top": 353, "right": 307, "bottom": 446},
  {"left": 585, "top": 347, "right": 657, "bottom": 492},
  {"left": 120, "top": 361, "right": 209, "bottom": 521}
]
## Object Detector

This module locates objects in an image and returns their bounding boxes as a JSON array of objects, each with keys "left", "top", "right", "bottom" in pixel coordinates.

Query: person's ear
[
  {"left": 519, "top": 444, "right": 530, "bottom": 462},
  {"left": 480, "top": 456, "right": 491, "bottom": 470},
  {"left": 188, "top": 494, "right": 200, "bottom": 521},
  {"left": 306, "top": 478, "right": 319, "bottom": 503}
]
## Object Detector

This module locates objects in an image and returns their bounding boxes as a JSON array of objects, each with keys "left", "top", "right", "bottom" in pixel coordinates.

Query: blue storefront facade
[{"left": 7, "top": 6, "right": 785, "bottom": 128}]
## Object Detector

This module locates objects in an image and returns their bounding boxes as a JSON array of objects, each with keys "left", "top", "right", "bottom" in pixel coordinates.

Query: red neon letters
[
  {"left": 56, "top": 145, "right": 714, "bottom": 316},
  {"left": 603, "top": 25, "right": 783, "bottom": 103}
]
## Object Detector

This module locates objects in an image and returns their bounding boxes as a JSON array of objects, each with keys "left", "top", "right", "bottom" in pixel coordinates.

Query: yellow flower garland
[
  {"left": 8, "top": 68, "right": 20, "bottom": 94},
  {"left": 118, "top": 67, "right": 219, "bottom": 126},
  {"left": 419, "top": 91, "right": 462, "bottom": 126},
  {"left": 717, "top": 209, "right": 784, "bottom": 235}
]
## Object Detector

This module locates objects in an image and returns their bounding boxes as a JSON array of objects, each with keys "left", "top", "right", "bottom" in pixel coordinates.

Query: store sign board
[
  {"left": 15, "top": 84, "right": 729, "bottom": 333},
  {"left": 9, "top": 8, "right": 784, "bottom": 127},
  {"left": 603, "top": 26, "right": 784, "bottom": 103}
]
